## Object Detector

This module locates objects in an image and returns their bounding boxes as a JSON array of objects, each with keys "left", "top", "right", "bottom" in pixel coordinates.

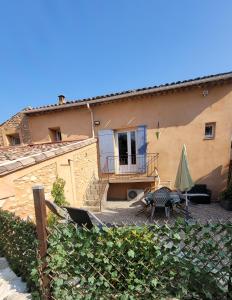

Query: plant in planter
[{"left": 220, "top": 182, "right": 232, "bottom": 211}]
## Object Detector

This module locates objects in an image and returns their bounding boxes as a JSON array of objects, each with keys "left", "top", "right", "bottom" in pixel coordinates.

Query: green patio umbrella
[{"left": 175, "top": 145, "right": 194, "bottom": 216}]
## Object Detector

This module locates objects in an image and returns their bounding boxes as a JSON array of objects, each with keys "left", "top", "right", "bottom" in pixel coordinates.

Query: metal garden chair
[
  {"left": 150, "top": 187, "right": 172, "bottom": 220},
  {"left": 45, "top": 200, "right": 104, "bottom": 229}
]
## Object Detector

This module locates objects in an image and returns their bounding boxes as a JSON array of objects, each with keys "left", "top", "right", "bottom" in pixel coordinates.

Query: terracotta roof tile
[
  {"left": 0, "top": 138, "right": 96, "bottom": 176},
  {"left": 34, "top": 153, "right": 47, "bottom": 162},
  {"left": 24, "top": 71, "right": 232, "bottom": 114},
  {"left": 5, "top": 161, "right": 22, "bottom": 171}
]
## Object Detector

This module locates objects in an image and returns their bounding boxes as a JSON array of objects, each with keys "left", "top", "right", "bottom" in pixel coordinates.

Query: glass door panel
[
  {"left": 117, "top": 130, "right": 137, "bottom": 173},
  {"left": 130, "top": 131, "right": 136, "bottom": 165},
  {"left": 118, "top": 132, "right": 128, "bottom": 165}
]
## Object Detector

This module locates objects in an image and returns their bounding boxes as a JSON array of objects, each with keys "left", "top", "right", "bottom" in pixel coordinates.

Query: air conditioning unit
[{"left": 127, "top": 189, "right": 144, "bottom": 201}]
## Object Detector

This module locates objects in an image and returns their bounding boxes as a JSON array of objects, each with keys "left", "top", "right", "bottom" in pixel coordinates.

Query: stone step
[
  {"left": 4, "top": 292, "right": 31, "bottom": 300},
  {"left": 85, "top": 189, "right": 101, "bottom": 194},
  {"left": 87, "top": 188, "right": 102, "bottom": 193},
  {"left": 82, "top": 206, "right": 101, "bottom": 212},
  {"left": 0, "top": 258, "right": 31, "bottom": 299},
  {"left": 0, "top": 277, "right": 28, "bottom": 299},
  {"left": 85, "top": 192, "right": 101, "bottom": 197},
  {"left": 0, "top": 258, "right": 9, "bottom": 270},
  {"left": 85, "top": 196, "right": 100, "bottom": 202},
  {"left": 0, "top": 267, "right": 18, "bottom": 283},
  {"left": 84, "top": 200, "right": 100, "bottom": 207}
]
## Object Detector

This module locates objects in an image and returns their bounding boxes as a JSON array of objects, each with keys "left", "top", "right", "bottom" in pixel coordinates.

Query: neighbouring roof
[
  {"left": 25, "top": 71, "right": 232, "bottom": 114},
  {"left": 0, "top": 107, "right": 32, "bottom": 127},
  {"left": 0, "top": 138, "right": 96, "bottom": 176}
]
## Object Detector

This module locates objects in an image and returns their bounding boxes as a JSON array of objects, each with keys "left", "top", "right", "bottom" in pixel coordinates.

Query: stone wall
[
  {"left": 73, "top": 142, "right": 99, "bottom": 207},
  {"left": 20, "top": 115, "right": 32, "bottom": 145},
  {"left": 0, "top": 112, "right": 32, "bottom": 146},
  {"left": 12, "top": 163, "right": 57, "bottom": 218},
  {"left": 0, "top": 140, "right": 99, "bottom": 219},
  {"left": 0, "top": 128, "right": 4, "bottom": 146}
]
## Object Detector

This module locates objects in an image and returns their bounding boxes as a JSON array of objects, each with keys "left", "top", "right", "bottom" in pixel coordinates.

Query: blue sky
[{"left": 0, "top": 0, "right": 232, "bottom": 123}]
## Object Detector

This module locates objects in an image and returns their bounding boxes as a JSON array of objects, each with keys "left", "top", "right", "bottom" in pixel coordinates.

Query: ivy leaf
[
  {"left": 88, "top": 276, "right": 95, "bottom": 285},
  {"left": 151, "top": 278, "right": 158, "bottom": 287},
  {"left": 106, "top": 241, "right": 113, "bottom": 247},
  {"left": 127, "top": 250, "right": 135, "bottom": 258}
]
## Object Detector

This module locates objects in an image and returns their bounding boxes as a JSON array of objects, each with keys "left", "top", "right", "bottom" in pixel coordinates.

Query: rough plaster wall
[{"left": 73, "top": 143, "right": 99, "bottom": 206}]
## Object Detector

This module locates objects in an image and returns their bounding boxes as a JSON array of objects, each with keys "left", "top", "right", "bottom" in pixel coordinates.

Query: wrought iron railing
[{"left": 102, "top": 153, "right": 159, "bottom": 180}]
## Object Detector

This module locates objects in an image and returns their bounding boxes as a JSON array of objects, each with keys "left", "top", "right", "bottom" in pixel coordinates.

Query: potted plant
[{"left": 220, "top": 182, "right": 232, "bottom": 211}]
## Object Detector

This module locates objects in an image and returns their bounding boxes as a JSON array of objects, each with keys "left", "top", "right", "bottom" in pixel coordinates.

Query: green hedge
[
  {"left": 0, "top": 209, "right": 38, "bottom": 290},
  {"left": 46, "top": 221, "right": 232, "bottom": 299}
]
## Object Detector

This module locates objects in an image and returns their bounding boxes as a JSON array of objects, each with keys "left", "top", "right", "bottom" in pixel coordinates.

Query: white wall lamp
[{"left": 94, "top": 120, "right": 100, "bottom": 126}]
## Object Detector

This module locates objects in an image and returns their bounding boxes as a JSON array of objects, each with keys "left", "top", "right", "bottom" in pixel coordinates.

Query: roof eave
[{"left": 24, "top": 72, "right": 232, "bottom": 115}]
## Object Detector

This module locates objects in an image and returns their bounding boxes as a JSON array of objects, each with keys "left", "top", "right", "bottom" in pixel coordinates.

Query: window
[
  {"left": 49, "top": 128, "right": 62, "bottom": 142},
  {"left": 7, "top": 133, "right": 21, "bottom": 146},
  {"left": 204, "top": 123, "right": 216, "bottom": 139}
]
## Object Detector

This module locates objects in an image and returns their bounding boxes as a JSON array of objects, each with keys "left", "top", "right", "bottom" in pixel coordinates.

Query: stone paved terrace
[{"left": 97, "top": 200, "right": 232, "bottom": 225}]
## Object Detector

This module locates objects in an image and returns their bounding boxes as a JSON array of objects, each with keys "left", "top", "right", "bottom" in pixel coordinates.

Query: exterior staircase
[
  {"left": 82, "top": 179, "right": 109, "bottom": 212},
  {"left": 0, "top": 257, "right": 31, "bottom": 300}
]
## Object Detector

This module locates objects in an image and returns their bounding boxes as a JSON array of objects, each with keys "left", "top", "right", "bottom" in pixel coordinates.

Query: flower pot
[{"left": 221, "top": 199, "right": 232, "bottom": 211}]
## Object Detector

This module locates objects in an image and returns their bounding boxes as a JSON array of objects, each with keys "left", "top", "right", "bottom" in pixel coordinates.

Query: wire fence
[
  {"left": 32, "top": 186, "right": 232, "bottom": 300},
  {"left": 45, "top": 220, "right": 232, "bottom": 300}
]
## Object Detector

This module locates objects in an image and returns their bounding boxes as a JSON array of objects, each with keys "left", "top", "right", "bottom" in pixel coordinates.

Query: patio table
[{"left": 169, "top": 192, "right": 182, "bottom": 205}]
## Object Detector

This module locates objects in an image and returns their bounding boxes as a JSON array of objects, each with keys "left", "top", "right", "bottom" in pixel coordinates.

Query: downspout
[{"left": 87, "top": 103, "right": 95, "bottom": 138}]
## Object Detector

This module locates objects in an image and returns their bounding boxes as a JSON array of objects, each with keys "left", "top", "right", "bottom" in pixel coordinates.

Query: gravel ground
[{"left": 96, "top": 200, "right": 232, "bottom": 225}]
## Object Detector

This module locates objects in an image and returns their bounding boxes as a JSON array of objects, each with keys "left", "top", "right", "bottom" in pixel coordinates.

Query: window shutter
[
  {"left": 137, "top": 125, "right": 147, "bottom": 173},
  {"left": 98, "top": 130, "right": 115, "bottom": 173}
]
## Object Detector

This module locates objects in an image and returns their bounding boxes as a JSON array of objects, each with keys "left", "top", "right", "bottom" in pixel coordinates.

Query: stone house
[
  {"left": 1, "top": 71, "right": 232, "bottom": 218},
  {"left": 0, "top": 110, "right": 31, "bottom": 147}
]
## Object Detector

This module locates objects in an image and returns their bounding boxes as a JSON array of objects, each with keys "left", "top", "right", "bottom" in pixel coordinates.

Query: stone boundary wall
[{"left": 0, "top": 139, "right": 98, "bottom": 219}]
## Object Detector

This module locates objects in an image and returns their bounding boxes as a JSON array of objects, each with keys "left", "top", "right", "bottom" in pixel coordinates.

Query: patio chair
[
  {"left": 150, "top": 187, "right": 172, "bottom": 220},
  {"left": 45, "top": 200, "right": 104, "bottom": 230},
  {"left": 135, "top": 186, "right": 157, "bottom": 216}
]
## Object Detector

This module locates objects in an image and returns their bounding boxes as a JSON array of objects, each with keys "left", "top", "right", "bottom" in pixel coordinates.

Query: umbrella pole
[{"left": 185, "top": 191, "right": 189, "bottom": 220}]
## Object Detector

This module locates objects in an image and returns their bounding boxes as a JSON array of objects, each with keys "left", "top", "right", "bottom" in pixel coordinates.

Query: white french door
[{"left": 116, "top": 130, "right": 137, "bottom": 174}]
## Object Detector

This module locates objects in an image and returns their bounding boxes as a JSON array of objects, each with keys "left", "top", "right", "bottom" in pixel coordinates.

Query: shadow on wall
[{"left": 196, "top": 165, "right": 229, "bottom": 200}]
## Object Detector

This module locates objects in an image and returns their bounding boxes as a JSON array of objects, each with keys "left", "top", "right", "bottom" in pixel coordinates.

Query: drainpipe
[{"left": 87, "top": 103, "right": 95, "bottom": 138}]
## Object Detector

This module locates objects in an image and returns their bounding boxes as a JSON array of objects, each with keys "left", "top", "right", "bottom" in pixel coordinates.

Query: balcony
[{"left": 101, "top": 153, "right": 159, "bottom": 183}]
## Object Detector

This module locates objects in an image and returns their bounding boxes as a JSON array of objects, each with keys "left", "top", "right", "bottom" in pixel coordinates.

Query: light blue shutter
[
  {"left": 137, "top": 125, "right": 147, "bottom": 173},
  {"left": 98, "top": 130, "right": 115, "bottom": 173}
]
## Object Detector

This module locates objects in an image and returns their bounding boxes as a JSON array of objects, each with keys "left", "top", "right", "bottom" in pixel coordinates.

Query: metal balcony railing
[{"left": 101, "top": 153, "right": 159, "bottom": 182}]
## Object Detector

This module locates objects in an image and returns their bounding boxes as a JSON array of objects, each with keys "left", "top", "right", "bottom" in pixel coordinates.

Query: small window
[
  {"left": 49, "top": 128, "right": 62, "bottom": 142},
  {"left": 7, "top": 133, "right": 21, "bottom": 146},
  {"left": 204, "top": 123, "right": 216, "bottom": 139}
]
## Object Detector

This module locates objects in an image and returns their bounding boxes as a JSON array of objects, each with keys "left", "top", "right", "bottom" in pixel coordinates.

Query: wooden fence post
[{"left": 33, "top": 185, "right": 50, "bottom": 299}]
